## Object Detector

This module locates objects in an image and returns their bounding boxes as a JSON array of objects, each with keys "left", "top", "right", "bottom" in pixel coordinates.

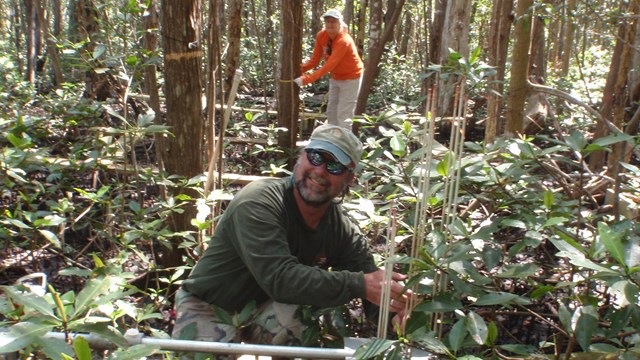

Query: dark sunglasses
[
  {"left": 327, "top": 39, "right": 332, "bottom": 55},
  {"left": 305, "top": 149, "right": 351, "bottom": 175}
]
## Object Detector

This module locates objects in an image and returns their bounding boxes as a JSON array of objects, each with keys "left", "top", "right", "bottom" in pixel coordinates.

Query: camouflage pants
[{"left": 171, "top": 288, "right": 306, "bottom": 358}]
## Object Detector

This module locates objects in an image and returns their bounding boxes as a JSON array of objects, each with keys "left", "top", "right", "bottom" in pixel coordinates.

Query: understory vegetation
[{"left": 1, "top": 73, "right": 639, "bottom": 359}]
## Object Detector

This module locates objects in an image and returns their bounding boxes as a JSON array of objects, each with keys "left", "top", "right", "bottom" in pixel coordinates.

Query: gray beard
[{"left": 295, "top": 177, "right": 332, "bottom": 207}]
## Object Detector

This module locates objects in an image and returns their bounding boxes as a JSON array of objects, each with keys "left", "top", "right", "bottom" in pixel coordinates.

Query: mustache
[{"left": 307, "top": 173, "right": 328, "bottom": 186}]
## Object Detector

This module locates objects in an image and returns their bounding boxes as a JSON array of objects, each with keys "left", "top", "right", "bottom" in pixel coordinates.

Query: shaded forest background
[{"left": 1, "top": 0, "right": 639, "bottom": 359}]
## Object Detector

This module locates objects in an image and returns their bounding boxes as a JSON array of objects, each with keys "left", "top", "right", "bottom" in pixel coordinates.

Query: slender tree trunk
[
  {"left": 589, "top": 1, "right": 638, "bottom": 172},
  {"left": 38, "top": 0, "right": 63, "bottom": 87},
  {"left": 436, "top": 0, "right": 471, "bottom": 118},
  {"left": 505, "top": 0, "right": 533, "bottom": 136},
  {"left": 418, "top": 0, "right": 432, "bottom": 115},
  {"left": 485, "top": 0, "right": 512, "bottom": 144},
  {"left": 52, "top": 0, "right": 61, "bottom": 35},
  {"left": 311, "top": 0, "right": 324, "bottom": 37},
  {"left": 397, "top": 9, "right": 413, "bottom": 59},
  {"left": 277, "top": 0, "right": 302, "bottom": 168},
  {"left": 604, "top": 1, "right": 638, "bottom": 177},
  {"left": 354, "top": 0, "right": 405, "bottom": 121},
  {"left": 559, "top": 0, "right": 577, "bottom": 76},
  {"left": 24, "top": 0, "right": 38, "bottom": 84},
  {"left": 224, "top": 0, "right": 242, "bottom": 98},
  {"left": 355, "top": 0, "right": 367, "bottom": 56},
  {"left": 11, "top": 0, "right": 24, "bottom": 74},
  {"left": 344, "top": 0, "right": 354, "bottom": 27},
  {"left": 217, "top": 0, "right": 226, "bottom": 36},
  {"left": 142, "top": 0, "right": 164, "bottom": 180},
  {"left": 423, "top": 0, "right": 445, "bottom": 105},
  {"left": 160, "top": 0, "right": 203, "bottom": 269},
  {"left": 523, "top": 11, "right": 549, "bottom": 134}
]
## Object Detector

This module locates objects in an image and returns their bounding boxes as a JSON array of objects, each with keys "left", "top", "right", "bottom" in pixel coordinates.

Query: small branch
[{"left": 528, "top": 81, "right": 640, "bottom": 159}]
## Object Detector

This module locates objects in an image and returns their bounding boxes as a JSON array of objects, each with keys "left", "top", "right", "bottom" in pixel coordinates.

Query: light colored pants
[
  {"left": 171, "top": 289, "right": 306, "bottom": 358},
  {"left": 326, "top": 76, "right": 362, "bottom": 130}
]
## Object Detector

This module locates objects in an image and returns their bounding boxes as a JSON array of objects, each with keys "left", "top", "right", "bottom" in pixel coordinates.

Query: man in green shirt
[{"left": 172, "top": 124, "right": 409, "bottom": 351}]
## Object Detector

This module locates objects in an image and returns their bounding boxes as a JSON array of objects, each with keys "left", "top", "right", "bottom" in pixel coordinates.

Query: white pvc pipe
[{"left": 39, "top": 330, "right": 355, "bottom": 359}]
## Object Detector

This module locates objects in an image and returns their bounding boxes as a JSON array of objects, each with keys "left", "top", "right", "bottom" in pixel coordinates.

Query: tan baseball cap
[
  {"left": 306, "top": 124, "right": 363, "bottom": 166},
  {"left": 322, "top": 9, "right": 343, "bottom": 21}
]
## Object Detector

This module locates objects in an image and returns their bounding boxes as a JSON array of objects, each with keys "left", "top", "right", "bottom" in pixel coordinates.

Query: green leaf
[
  {"left": 466, "top": 311, "right": 488, "bottom": 345},
  {"left": 500, "top": 218, "right": 527, "bottom": 229},
  {"left": 543, "top": 190, "right": 554, "bottom": 209},
  {"left": 598, "top": 222, "right": 625, "bottom": 266},
  {"left": 107, "top": 344, "right": 160, "bottom": 360},
  {"left": 389, "top": 134, "right": 406, "bottom": 157},
  {"left": 531, "top": 285, "right": 554, "bottom": 299},
  {"left": 486, "top": 321, "right": 498, "bottom": 346},
  {"left": 498, "top": 344, "right": 537, "bottom": 355},
  {"left": 558, "top": 303, "right": 572, "bottom": 334},
  {"left": 73, "top": 323, "right": 128, "bottom": 348},
  {"left": 33, "top": 335, "right": 73, "bottom": 360},
  {"left": 414, "top": 293, "right": 463, "bottom": 312},
  {"left": 549, "top": 237, "right": 587, "bottom": 257},
  {"left": 213, "top": 306, "right": 235, "bottom": 327},
  {"left": 543, "top": 217, "right": 568, "bottom": 228},
  {"left": 473, "top": 292, "right": 531, "bottom": 306},
  {"left": 0, "top": 321, "right": 54, "bottom": 353},
  {"left": 565, "top": 130, "right": 586, "bottom": 152},
  {"left": 73, "top": 336, "right": 93, "bottom": 360},
  {"left": 125, "top": 55, "right": 139, "bottom": 66},
  {"left": 495, "top": 263, "right": 540, "bottom": 278},
  {"left": 354, "top": 338, "right": 395, "bottom": 359},
  {"left": 593, "top": 132, "right": 634, "bottom": 147},
  {"left": 92, "top": 44, "right": 106, "bottom": 60},
  {"left": 1, "top": 286, "right": 57, "bottom": 319},
  {"left": 436, "top": 157, "right": 450, "bottom": 176},
  {"left": 238, "top": 300, "right": 257, "bottom": 325},
  {"left": 72, "top": 276, "right": 119, "bottom": 319},
  {"left": 448, "top": 318, "right": 466, "bottom": 352},
  {"left": 38, "top": 229, "right": 62, "bottom": 248},
  {"left": 407, "top": 328, "right": 451, "bottom": 355},
  {"left": 572, "top": 305, "right": 598, "bottom": 351}
]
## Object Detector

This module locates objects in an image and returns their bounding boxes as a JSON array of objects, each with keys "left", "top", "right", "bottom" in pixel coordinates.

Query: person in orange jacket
[{"left": 294, "top": 9, "right": 364, "bottom": 130}]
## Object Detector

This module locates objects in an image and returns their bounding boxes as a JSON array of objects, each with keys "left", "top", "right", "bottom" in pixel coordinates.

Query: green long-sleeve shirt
[{"left": 183, "top": 177, "right": 378, "bottom": 313}]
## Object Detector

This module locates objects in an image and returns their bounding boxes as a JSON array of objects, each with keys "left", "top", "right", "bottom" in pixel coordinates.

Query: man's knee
[
  {"left": 249, "top": 301, "right": 306, "bottom": 346},
  {"left": 172, "top": 289, "right": 236, "bottom": 342}
]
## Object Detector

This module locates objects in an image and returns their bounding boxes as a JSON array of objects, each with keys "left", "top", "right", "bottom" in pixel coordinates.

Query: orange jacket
[{"left": 300, "top": 29, "right": 363, "bottom": 85}]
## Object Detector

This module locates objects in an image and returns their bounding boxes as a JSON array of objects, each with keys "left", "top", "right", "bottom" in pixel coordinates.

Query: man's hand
[
  {"left": 364, "top": 269, "right": 411, "bottom": 313},
  {"left": 293, "top": 77, "right": 303, "bottom": 87}
]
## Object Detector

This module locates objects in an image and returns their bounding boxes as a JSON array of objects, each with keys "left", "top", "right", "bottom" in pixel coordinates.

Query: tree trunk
[
  {"left": 277, "top": 0, "right": 302, "bottom": 168},
  {"left": 355, "top": 0, "right": 367, "bottom": 56},
  {"left": 142, "top": 0, "right": 164, "bottom": 179},
  {"left": 52, "top": 0, "right": 61, "bottom": 35},
  {"left": 505, "top": 0, "right": 533, "bottom": 136},
  {"left": 436, "top": 0, "right": 471, "bottom": 118},
  {"left": 344, "top": 0, "right": 354, "bottom": 27},
  {"left": 224, "top": 0, "right": 242, "bottom": 99},
  {"left": 523, "top": 10, "right": 548, "bottom": 135},
  {"left": 397, "top": 9, "right": 413, "bottom": 59},
  {"left": 354, "top": 0, "right": 405, "bottom": 121},
  {"left": 311, "top": 0, "right": 324, "bottom": 37},
  {"left": 160, "top": 0, "right": 203, "bottom": 269},
  {"left": 421, "top": 0, "right": 445, "bottom": 113},
  {"left": 10, "top": 0, "right": 24, "bottom": 74},
  {"left": 484, "top": 0, "right": 513, "bottom": 144},
  {"left": 24, "top": 0, "right": 38, "bottom": 84},
  {"left": 589, "top": 0, "right": 638, "bottom": 172},
  {"left": 559, "top": 0, "right": 577, "bottom": 77},
  {"left": 38, "top": 0, "right": 63, "bottom": 87},
  {"left": 604, "top": 1, "right": 638, "bottom": 178},
  {"left": 217, "top": 0, "right": 226, "bottom": 36}
]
